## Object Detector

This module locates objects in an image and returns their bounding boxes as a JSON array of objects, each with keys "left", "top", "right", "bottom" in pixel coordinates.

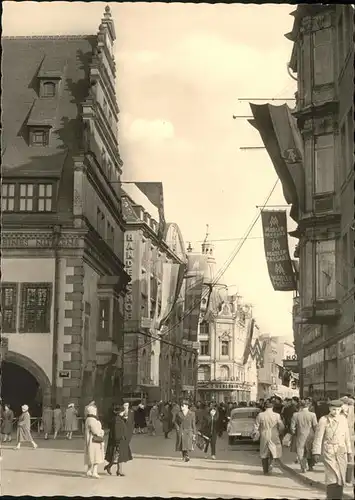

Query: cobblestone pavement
[{"left": 0, "top": 432, "right": 327, "bottom": 498}]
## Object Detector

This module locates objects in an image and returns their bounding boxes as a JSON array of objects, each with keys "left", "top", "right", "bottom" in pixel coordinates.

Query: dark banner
[
  {"left": 242, "top": 318, "right": 255, "bottom": 365},
  {"left": 183, "top": 275, "right": 204, "bottom": 343},
  {"left": 261, "top": 210, "right": 297, "bottom": 291}
]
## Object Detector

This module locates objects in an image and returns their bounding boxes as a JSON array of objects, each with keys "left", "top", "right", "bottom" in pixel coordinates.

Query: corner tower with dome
[{"left": 193, "top": 228, "right": 260, "bottom": 403}]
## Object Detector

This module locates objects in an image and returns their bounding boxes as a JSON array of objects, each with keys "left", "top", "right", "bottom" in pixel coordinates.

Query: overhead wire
[{"left": 123, "top": 178, "right": 280, "bottom": 357}]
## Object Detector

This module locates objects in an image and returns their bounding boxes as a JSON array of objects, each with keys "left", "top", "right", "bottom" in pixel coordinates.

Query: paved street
[{"left": 1, "top": 432, "right": 326, "bottom": 498}]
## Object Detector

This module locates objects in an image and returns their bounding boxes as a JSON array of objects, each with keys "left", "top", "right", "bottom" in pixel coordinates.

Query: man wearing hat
[
  {"left": 313, "top": 399, "right": 352, "bottom": 499},
  {"left": 290, "top": 400, "right": 317, "bottom": 473},
  {"left": 253, "top": 401, "right": 285, "bottom": 475}
]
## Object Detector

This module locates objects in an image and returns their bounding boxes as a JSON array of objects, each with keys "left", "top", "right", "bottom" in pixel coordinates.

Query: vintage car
[{"left": 227, "top": 407, "right": 261, "bottom": 445}]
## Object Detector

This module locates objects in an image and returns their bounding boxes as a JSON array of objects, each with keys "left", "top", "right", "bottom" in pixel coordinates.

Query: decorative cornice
[{"left": 298, "top": 212, "right": 341, "bottom": 232}]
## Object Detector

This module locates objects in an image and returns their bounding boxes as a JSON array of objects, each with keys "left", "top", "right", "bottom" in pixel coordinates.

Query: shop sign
[
  {"left": 1, "top": 233, "right": 81, "bottom": 249},
  {"left": 124, "top": 233, "right": 134, "bottom": 321},
  {"left": 59, "top": 370, "right": 70, "bottom": 378}
]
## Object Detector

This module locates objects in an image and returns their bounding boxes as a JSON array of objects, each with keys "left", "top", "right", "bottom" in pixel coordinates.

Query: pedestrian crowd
[
  {"left": 1, "top": 394, "right": 354, "bottom": 498},
  {"left": 251, "top": 394, "right": 354, "bottom": 500}
]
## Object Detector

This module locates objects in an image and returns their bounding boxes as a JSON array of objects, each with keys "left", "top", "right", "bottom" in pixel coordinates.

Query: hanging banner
[
  {"left": 183, "top": 275, "right": 204, "bottom": 343},
  {"left": 157, "top": 263, "right": 186, "bottom": 330},
  {"left": 261, "top": 210, "right": 297, "bottom": 291},
  {"left": 242, "top": 318, "right": 255, "bottom": 365},
  {"left": 136, "top": 182, "right": 166, "bottom": 239}
]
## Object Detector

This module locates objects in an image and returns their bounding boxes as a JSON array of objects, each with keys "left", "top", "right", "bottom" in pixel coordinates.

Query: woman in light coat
[
  {"left": 42, "top": 405, "right": 53, "bottom": 440},
  {"left": 14, "top": 405, "right": 38, "bottom": 450},
  {"left": 84, "top": 404, "right": 105, "bottom": 478},
  {"left": 65, "top": 403, "right": 78, "bottom": 440},
  {"left": 313, "top": 399, "right": 352, "bottom": 500},
  {"left": 53, "top": 404, "right": 63, "bottom": 439}
]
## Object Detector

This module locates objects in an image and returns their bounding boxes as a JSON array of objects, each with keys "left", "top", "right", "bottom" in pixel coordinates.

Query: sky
[{"left": 4, "top": 1, "right": 298, "bottom": 340}]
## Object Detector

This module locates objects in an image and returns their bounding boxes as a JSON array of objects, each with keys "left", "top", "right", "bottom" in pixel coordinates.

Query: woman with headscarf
[
  {"left": 104, "top": 404, "right": 133, "bottom": 476},
  {"left": 84, "top": 403, "right": 105, "bottom": 479},
  {"left": 14, "top": 405, "right": 38, "bottom": 450},
  {"left": 2, "top": 404, "right": 14, "bottom": 442},
  {"left": 41, "top": 404, "right": 53, "bottom": 440},
  {"left": 65, "top": 403, "right": 78, "bottom": 440},
  {"left": 53, "top": 404, "right": 63, "bottom": 439}
]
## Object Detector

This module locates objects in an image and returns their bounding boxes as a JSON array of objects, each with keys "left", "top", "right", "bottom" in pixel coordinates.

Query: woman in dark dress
[
  {"left": 201, "top": 404, "right": 220, "bottom": 459},
  {"left": 104, "top": 405, "right": 133, "bottom": 476}
]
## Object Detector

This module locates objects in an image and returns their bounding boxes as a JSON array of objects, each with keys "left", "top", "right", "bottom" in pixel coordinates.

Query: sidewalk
[{"left": 278, "top": 447, "right": 354, "bottom": 500}]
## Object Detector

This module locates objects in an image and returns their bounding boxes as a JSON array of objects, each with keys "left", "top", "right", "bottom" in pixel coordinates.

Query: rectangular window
[
  {"left": 141, "top": 293, "right": 148, "bottom": 318},
  {"left": 314, "top": 135, "right": 334, "bottom": 194},
  {"left": 97, "top": 207, "right": 105, "bottom": 236},
  {"left": 20, "top": 283, "right": 52, "bottom": 333},
  {"left": 107, "top": 220, "right": 114, "bottom": 249},
  {"left": 200, "top": 322, "right": 209, "bottom": 335},
  {"left": 221, "top": 340, "right": 229, "bottom": 356},
  {"left": 19, "top": 184, "right": 34, "bottom": 211},
  {"left": 313, "top": 28, "right": 333, "bottom": 85},
  {"left": 38, "top": 184, "right": 53, "bottom": 212},
  {"left": 342, "top": 233, "right": 348, "bottom": 291},
  {"left": 337, "top": 13, "right": 344, "bottom": 66},
  {"left": 200, "top": 340, "right": 210, "bottom": 356},
  {"left": 315, "top": 240, "right": 336, "bottom": 299},
  {"left": 2, "top": 183, "right": 15, "bottom": 212},
  {"left": 340, "top": 123, "right": 347, "bottom": 184},
  {"left": 1, "top": 283, "right": 18, "bottom": 332},
  {"left": 98, "top": 298, "right": 110, "bottom": 339},
  {"left": 346, "top": 109, "right": 353, "bottom": 174},
  {"left": 30, "top": 128, "right": 49, "bottom": 147}
]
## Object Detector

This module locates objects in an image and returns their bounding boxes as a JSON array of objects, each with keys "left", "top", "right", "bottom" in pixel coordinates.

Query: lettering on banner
[{"left": 124, "top": 233, "right": 134, "bottom": 321}]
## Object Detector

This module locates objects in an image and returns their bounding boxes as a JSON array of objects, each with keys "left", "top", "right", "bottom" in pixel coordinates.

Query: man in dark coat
[
  {"left": 104, "top": 405, "right": 133, "bottom": 476},
  {"left": 201, "top": 404, "right": 220, "bottom": 459},
  {"left": 174, "top": 400, "right": 197, "bottom": 462},
  {"left": 162, "top": 402, "right": 173, "bottom": 439}
]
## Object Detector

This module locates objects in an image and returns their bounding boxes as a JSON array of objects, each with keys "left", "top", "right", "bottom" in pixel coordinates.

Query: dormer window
[
  {"left": 29, "top": 127, "right": 50, "bottom": 147},
  {"left": 40, "top": 80, "right": 56, "bottom": 98}
]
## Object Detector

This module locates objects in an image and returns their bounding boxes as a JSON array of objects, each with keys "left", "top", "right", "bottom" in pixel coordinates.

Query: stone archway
[{"left": 2, "top": 350, "right": 52, "bottom": 412}]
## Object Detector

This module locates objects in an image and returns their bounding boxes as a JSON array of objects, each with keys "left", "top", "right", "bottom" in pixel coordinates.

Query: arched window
[
  {"left": 198, "top": 365, "right": 211, "bottom": 382},
  {"left": 42, "top": 81, "right": 56, "bottom": 97},
  {"left": 220, "top": 365, "right": 230, "bottom": 381}
]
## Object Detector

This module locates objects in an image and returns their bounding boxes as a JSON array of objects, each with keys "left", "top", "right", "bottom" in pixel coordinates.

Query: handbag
[
  {"left": 92, "top": 434, "right": 104, "bottom": 443},
  {"left": 196, "top": 432, "right": 209, "bottom": 451},
  {"left": 282, "top": 433, "right": 292, "bottom": 448}
]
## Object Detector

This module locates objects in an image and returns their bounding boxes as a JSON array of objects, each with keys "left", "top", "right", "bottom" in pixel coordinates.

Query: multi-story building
[
  {"left": 194, "top": 237, "right": 259, "bottom": 403},
  {"left": 1, "top": 7, "right": 129, "bottom": 416},
  {"left": 258, "top": 335, "right": 299, "bottom": 399},
  {"left": 250, "top": 5, "right": 354, "bottom": 399},
  {"left": 121, "top": 183, "right": 194, "bottom": 403}
]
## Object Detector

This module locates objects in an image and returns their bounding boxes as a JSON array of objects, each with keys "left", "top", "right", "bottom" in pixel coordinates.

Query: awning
[{"left": 249, "top": 103, "right": 305, "bottom": 223}]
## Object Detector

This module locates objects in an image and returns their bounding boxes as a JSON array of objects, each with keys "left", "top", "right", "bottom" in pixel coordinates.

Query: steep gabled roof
[{"left": 2, "top": 36, "right": 97, "bottom": 177}]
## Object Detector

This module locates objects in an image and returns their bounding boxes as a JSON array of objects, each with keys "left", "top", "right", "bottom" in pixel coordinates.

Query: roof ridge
[{"left": 3, "top": 35, "right": 96, "bottom": 40}]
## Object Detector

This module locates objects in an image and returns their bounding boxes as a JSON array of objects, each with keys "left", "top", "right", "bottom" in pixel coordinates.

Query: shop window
[
  {"left": 1, "top": 283, "right": 18, "bottom": 332},
  {"left": 314, "top": 135, "right": 334, "bottom": 194},
  {"left": 315, "top": 240, "right": 336, "bottom": 299},
  {"left": 29, "top": 128, "right": 49, "bottom": 147},
  {"left": 20, "top": 283, "right": 52, "bottom": 333}
]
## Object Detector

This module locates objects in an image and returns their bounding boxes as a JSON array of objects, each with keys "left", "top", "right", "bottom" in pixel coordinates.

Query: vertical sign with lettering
[
  {"left": 261, "top": 210, "right": 297, "bottom": 291},
  {"left": 124, "top": 232, "right": 135, "bottom": 321}
]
